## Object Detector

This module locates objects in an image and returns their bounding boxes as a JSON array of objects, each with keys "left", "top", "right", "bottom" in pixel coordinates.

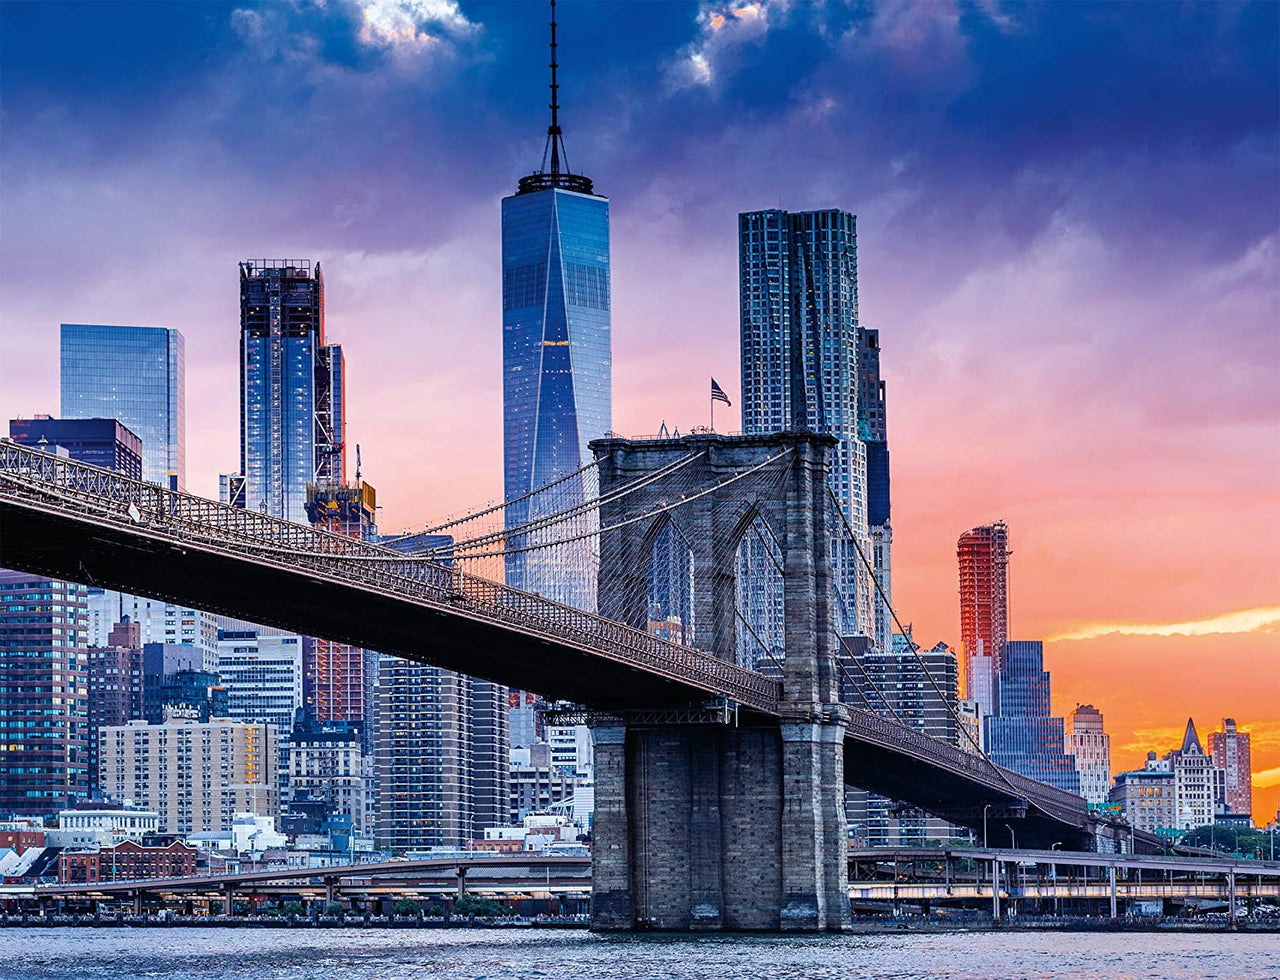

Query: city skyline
[{"left": 0, "top": 0, "right": 1276, "bottom": 821}]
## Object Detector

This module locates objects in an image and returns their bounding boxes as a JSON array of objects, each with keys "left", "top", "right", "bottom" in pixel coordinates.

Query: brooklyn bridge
[{"left": 0, "top": 433, "right": 1153, "bottom": 931}]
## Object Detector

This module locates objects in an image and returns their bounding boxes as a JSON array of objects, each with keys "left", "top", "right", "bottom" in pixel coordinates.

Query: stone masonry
[{"left": 589, "top": 432, "right": 851, "bottom": 931}]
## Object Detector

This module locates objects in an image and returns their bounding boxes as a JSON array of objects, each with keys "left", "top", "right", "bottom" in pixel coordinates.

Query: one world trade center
[{"left": 501, "top": 2, "right": 610, "bottom": 611}]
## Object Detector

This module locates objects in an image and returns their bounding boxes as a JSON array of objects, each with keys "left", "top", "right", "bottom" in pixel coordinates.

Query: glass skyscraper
[
  {"left": 738, "top": 208, "right": 873, "bottom": 638},
  {"left": 238, "top": 260, "right": 345, "bottom": 524},
  {"left": 984, "top": 640, "right": 1080, "bottom": 794},
  {"left": 60, "top": 324, "right": 185, "bottom": 490},
  {"left": 500, "top": 17, "right": 610, "bottom": 611}
]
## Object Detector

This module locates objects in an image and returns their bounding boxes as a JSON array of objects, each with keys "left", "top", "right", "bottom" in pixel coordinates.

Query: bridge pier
[
  {"left": 590, "top": 431, "right": 850, "bottom": 933},
  {"left": 590, "top": 716, "right": 850, "bottom": 932}
]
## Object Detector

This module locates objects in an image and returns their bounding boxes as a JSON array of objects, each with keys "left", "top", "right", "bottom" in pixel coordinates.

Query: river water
[{"left": 0, "top": 928, "right": 1275, "bottom": 980}]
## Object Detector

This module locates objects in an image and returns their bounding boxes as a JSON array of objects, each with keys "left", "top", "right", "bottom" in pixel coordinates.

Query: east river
[{"left": 0, "top": 928, "right": 1276, "bottom": 980}]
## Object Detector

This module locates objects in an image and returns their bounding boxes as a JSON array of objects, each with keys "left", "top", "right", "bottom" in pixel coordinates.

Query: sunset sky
[{"left": 2, "top": 2, "right": 1277, "bottom": 820}]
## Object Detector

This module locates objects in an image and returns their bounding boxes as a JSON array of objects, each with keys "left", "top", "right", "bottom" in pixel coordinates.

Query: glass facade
[
  {"left": 985, "top": 640, "right": 1080, "bottom": 794},
  {"left": 738, "top": 209, "right": 873, "bottom": 638},
  {"left": 501, "top": 187, "right": 611, "bottom": 610},
  {"left": 60, "top": 324, "right": 185, "bottom": 490},
  {"left": 239, "top": 260, "right": 344, "bottom": 523}
]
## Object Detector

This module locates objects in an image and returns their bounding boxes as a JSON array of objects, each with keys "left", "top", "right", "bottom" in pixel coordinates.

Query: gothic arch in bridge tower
[
  {"left": 729, "top": 508, "right": 785, "bottom": 675},
  {"left": 643, "top": 515, "right": 696, "bottom": 648}
]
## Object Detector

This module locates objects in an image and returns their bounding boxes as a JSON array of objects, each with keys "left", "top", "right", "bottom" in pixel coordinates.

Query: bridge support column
[
  {"left": 589, "top": 717, "right": 849, "bottom": 932},
  {"left": 589, "top": 725, "right": 632, "bottom": 930},
  {"left": 132, "top": 892, "right": 143, "bottom": 916},
  {"left": 992, "top": 859, "right": 1001, "bottom": 924},
  {"left": 778, "top": 720, "right": 850, "bottom": 932}
]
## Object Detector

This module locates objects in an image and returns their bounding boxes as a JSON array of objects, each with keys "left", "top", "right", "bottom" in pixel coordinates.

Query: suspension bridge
[{"left": 0, "top": 432, "right": 1148, "bottom": 931}]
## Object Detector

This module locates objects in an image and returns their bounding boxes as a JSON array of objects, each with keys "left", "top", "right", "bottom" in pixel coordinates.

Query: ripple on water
[{"left": 1, "top": 928, "right": 1277, "bottom": 980}]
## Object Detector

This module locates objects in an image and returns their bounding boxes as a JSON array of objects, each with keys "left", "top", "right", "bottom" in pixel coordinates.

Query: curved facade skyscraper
[{"left": 501, "top": 4, "right": 610, "bottom": 610}]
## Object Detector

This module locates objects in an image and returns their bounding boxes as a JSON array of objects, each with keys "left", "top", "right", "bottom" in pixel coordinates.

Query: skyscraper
[
  {"left": 857, "top": 327, "right": 892, "bottom": 654},
  {"left": 238, "top": 260, "right": 344, "bottom": 523},
  {"left": 1208, "top": 718, "right": 1252, "bottom": 817},
  {"left": 984, "top": 640, "right": 1079, "bottom": 795},
  {"left": 738, "top": 207, "right": 873, "bottom": 638},
  {"left": 376, "top": 659, "right": 472, "bottom": 850},
  {"left": 501, "top": 6, "right": 610, "bottom": 610},
  {"left": 0, "top": 571, "right": 88, "bottom": 815},
  {"left": 1064, "top": 703, "right": 1112, "bottom": 807},
  {"left": 957, "top": 521, "right": 1010, "bottom": 716},
  {"left": 60, "top": 324, "right": 185, "bottom": 490}
]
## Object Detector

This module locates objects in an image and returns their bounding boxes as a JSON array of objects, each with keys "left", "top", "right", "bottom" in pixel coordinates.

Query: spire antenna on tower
[
  {"left": 518, "top": 0, "right": 595, "bottom": 195},
  {"left": 548, "top": 0, "right": 561, "bottom": 175}
]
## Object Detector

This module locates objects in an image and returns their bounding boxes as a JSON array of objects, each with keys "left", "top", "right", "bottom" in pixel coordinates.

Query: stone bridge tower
[{"left": 586, "top": 431, "right": 851, "bottom": 931}]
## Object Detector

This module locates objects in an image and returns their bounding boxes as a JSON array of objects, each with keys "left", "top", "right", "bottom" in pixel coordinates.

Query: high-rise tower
[
  {"left": 502, "top": 0, "right": 611, "bottom": 610},
  {"left": 857, "top": 327, "right": 892, "bottom": 654},
  {"left": 957, "top": 520, "right": 1010, "bottom": 717},
  {"left": 1209, "top": 718, "right": 1252, "bottom": 817},
  {"left": 738, "top": 208, "right": 873, "bottom": 638},
  {"left": 238, "top": 260, "right": 344, "bottom": 523},
  {"left": 60, "top": 324, "right": 185, "bottom": 490}
]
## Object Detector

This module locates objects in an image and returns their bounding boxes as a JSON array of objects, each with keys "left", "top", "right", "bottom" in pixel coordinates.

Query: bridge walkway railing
[
  {"left": 845, "top": 707, "right": 1089, "bottom": 825},
  {"left": 0, "top": 443, "right": 781, "bottom": 713}
]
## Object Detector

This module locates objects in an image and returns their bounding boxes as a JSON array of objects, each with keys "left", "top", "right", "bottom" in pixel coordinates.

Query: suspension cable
[
  {"left": 415, "top": 455, "right": 603, "bottom": 536},
  {"left": 456, "top": 448, "right": 795, "bottom": 560},
  {"left": 734, "top": 606, "right": 787, "bottom": 677},
  {"left": 451, "top": 451, "right": 702, "bottom": 553}
]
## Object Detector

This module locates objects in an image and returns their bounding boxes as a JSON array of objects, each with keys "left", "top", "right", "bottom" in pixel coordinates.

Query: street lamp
[
  {"left": 983, "top": 804, "right": 992, "bottom": 849},
  {"left": 1005, "top": 824, "right": 1017, "bottom": 850}
]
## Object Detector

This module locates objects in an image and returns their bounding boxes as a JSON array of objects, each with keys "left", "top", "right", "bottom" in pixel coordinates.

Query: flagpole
[{"left": 711, "top": 394, "right": 715, "bottom": 433}]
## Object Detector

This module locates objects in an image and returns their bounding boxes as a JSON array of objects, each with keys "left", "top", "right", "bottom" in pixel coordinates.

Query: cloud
[
  {"left": 666, "top": 1, "right": 780, "bottom": 90},
  {"left": 1255, "top": 766, "right": 1280, "bottom": 790},
  {"left": 356, "top": 0, "right": 477, "bottom": 52},
  {"left": 1049, "top": 606, "right": 1280, "bottom": 642}
]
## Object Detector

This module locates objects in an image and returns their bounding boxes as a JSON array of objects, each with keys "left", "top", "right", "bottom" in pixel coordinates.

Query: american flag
[{"left": 711, "top": 378, "right": 732, "bottom": 407}]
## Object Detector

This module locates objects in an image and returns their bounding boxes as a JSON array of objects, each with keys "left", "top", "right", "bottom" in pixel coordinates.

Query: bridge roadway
[
  {"left": 6, "top": 849, "right": 1274, "bottom": 909},
  {"left": 0, "top": 444, "right": 1132, "bottom": 850},
  {"left": 0, "top": 854, "right": 593, "bottom": 904},
  {"left": 847, "top": 847, "right": 1280, "bottom": 917}
]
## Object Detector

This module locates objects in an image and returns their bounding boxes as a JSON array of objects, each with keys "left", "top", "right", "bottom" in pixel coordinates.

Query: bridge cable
[
  {"left": 826, "top": 486, "right": 1035, "bottom": 809},
  {"left": 454, "top": 448, "right": 796, "bottom": 560},
  {"left": 414, "top": 456, "right": 603, "bottom": 536},
  {"left": 448, "top": 451, "right": 703, "bottom": 554}
]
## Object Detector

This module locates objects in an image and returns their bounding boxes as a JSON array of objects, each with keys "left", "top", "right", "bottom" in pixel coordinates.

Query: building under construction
[
  {"left": 303, "top": 480, "right": 377, "bottom": 725},
  {"left": 957, "top": 520, "right": 1010, "bottom": 719}
]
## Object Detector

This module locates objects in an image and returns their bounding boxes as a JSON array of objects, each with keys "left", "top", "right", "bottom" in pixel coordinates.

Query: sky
[{"left": 1, "top": 1, "right": 1278, "bottom": 822}]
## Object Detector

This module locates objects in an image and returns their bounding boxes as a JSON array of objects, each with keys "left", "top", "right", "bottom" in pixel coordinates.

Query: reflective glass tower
[
  {"left": 984, "top": 640, "right": 1080, "bottom": 794},
  {"left": 738, "top": 208, "right": 872, "bottom": 638},
  {"left": 238, "top": 260, "right": 345, "bottom": 523},
  {"left": 501, "top": 4, "right": 610, "bottom": 610},
  {"left": 60, "top": 324, "right": 186, "bottom": 490}
]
